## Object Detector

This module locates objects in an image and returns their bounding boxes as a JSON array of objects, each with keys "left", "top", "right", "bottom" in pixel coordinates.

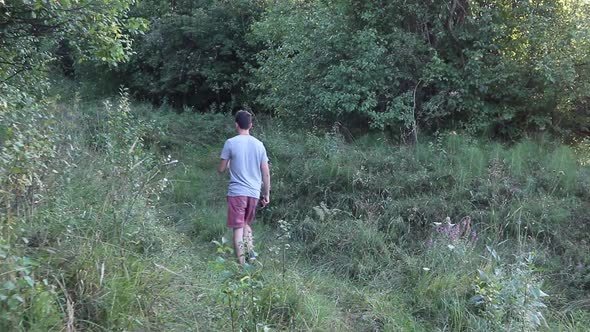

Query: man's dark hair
[{"left": 235, "top": 110, "right": 252, "bottom": 129}]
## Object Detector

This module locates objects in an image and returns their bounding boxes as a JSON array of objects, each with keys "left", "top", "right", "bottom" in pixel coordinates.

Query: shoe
[{"left": 246, "top": 250, "right": 258, "bottom": 263}]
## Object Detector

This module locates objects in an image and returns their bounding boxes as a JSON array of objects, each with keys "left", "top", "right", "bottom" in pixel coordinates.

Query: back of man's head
[{"left": 235, "top": 110, "right": 252, "bottom": 130}]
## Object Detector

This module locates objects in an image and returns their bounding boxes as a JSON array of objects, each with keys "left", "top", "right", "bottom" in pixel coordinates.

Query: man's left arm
[
  {"left": 260, "top": 160, "right": 270, "bottom": 206},
  {"left": 260, "top": 144, "right": 270, "bottom": 206}
]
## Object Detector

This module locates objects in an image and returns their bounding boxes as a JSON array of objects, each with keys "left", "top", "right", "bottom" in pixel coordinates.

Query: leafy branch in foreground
[
  {"left": 472, "top": 247, "right": 549, "bottom": 331},
  {"left": 1, "top": 0, "right": 148, "bottom": 91},
  {"left": 210, "top": 237, "right": 271, "bottom": 332}
]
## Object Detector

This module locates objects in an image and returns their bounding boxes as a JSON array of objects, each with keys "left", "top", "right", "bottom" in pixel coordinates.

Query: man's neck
[{"left": 237, "top": 129, "right": 250, "bottom": 135}]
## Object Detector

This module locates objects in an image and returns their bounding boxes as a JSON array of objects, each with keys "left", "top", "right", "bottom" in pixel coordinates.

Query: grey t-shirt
[{"left": 220, "top": 135, "right": 269, "bottom": 198}]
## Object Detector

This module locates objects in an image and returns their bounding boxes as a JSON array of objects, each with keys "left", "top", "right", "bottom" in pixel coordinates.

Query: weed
[
  {"left": 210, "top": 237, "right": 270, "bottom": 331},
  {"left": 472, "top": 247, "right": 549, "bottom": 331}
]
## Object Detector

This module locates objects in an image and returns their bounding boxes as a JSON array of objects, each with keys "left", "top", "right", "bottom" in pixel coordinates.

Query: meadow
[
  {"left": 3, "top": 92, "right": 588, "bottom": 330},
  {"left": 3, "top": 0, "right": 590, "bottom": 330}
]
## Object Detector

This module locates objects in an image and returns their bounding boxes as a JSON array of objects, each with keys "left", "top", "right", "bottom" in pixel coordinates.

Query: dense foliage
[
  {"left": 113, "top": 0, "right": 263, "bottom": 109},
  {"left": 1, "top": 1, "right": 155, "bottom": 330},
  {"left": 0, "top": 0, "right": 147, "bottom": 90},
  {"left": 251, "top": 0, "right": 590, "bottom": 139},
  {"left": 89, "top": 0, "right": 590, "bottom": 139},
  {"left": 3, "top": 0, "right": 589, "bottom": 138}
]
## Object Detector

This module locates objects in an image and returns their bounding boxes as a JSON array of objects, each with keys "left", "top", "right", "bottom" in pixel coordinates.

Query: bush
[
  {"left": 1, "top": 90, "right": 178, "bottom": 330},
  {"left": 472, "top": 248, "right": 549, "bottom": 331}
]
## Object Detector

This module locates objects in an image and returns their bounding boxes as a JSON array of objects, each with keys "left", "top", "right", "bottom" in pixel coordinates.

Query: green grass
[
  {"left": 146, "top": 110, "right": 589, "bottom": 331},
  {"left": 3, "top": 96, "right": 589, "bottom": 331}
]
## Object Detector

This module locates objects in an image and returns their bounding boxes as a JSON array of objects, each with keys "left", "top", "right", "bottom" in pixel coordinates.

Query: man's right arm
[
  {"left": 219, "top": 140, "right": 231, "bottom": 173},
  {"left": 218, "top": 159, "right": 229, "bottom": 173},
  {"left": 260, "top": 161, "right": 270, "bottom": 206}
]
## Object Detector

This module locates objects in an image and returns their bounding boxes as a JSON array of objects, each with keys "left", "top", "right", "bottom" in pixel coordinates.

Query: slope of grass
[
  {"left": 3, "top": 94, "right": 589, "bottom": 331},
  {"left": 149, "top": 109, "right": 590, "bottom": 331}
]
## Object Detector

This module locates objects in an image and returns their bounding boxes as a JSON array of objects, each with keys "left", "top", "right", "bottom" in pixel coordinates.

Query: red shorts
[{"left": 226, "top": 196, "right": 258, "bottom": 228}]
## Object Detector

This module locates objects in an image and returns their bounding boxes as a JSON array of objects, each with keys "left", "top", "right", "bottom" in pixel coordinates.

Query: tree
[
  {"left": 116, "top": 0, "right": 263, "bottom": 110},
  {"left": 0, "top": 0, "right": 147, "bottom": 94},
  {"left": 250, "top": 0, "right": 590, "bottom": 139}
]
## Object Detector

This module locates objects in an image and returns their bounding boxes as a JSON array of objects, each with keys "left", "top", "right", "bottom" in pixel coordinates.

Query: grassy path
[
  {"left": 147, "top": 145, "right": 228, "bottom": 330},
  {"left": 147, "top": 143, "right": 396, "bottom": 331}
]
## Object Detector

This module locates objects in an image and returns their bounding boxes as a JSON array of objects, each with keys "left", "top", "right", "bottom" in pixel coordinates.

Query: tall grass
[
  {"left": 256, "top": 121, "right": 589, "bottom": 330},
  {"left": 0, "top": 92, "right": 193, "bottom": 331},
  {"left": 3, "top": 94, "right": 588, "bottom": 331},
  {"left": 145, "top": 110, "right": 589, "bottom": 331}
]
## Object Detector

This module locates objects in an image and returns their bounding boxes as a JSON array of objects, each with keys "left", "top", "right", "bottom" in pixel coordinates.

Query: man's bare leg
[
  {"left": 244, "top": 224, "right": 254, "bottom": 254},
  {"left": 233, "top": 227, "right": 245, "bottom": 265}
]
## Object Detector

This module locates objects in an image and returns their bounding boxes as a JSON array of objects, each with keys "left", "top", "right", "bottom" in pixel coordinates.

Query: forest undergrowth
[{"left": 1, "top": 92, "right": 590, "bottom": 331}]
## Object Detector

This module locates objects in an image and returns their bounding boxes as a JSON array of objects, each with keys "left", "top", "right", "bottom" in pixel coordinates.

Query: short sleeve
[{"left": 220, "top": 140, "right": 231, "bottom": 160}]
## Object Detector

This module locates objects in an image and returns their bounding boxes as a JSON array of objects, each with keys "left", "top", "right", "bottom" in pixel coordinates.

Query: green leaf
[
  {"left": 11, "top": 294, "right": 24, "bottom": 303},
  {"left": 22, "top": 256, "right": 36, "bottom": 266},
  {"left": 7, "top": 297, "right": 21, "bottom": 309},
  {"left": 3, "top": 281, "right": 16, "bottom": 291},
  {"left": 477, "top": 269, "right": 489, "bottom": 282},
  {"left": 24, "top": 276, "right": 35, "bottom": 287}
]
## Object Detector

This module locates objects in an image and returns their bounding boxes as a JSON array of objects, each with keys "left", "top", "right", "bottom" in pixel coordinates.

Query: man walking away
[{"left": 218, "top": 110, "right": 270, "bottom": 265}]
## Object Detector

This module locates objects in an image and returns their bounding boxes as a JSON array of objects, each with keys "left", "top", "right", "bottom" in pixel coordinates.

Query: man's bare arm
[
  {"left": 218, "top": 159, "right": 229, "bottom": 173},
  {"left": 260, "top": 161, "right": 271, "bottom": 206}
]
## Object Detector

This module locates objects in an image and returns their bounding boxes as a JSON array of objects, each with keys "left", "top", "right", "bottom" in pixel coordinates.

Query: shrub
[{"left": 472, "top": 248, "right": 549, "bottom": 331}]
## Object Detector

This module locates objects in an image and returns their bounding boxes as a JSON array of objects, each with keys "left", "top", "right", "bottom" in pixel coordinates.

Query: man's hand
[{"left": 260, "top": 194, "right": 270, "bottom": 207}]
